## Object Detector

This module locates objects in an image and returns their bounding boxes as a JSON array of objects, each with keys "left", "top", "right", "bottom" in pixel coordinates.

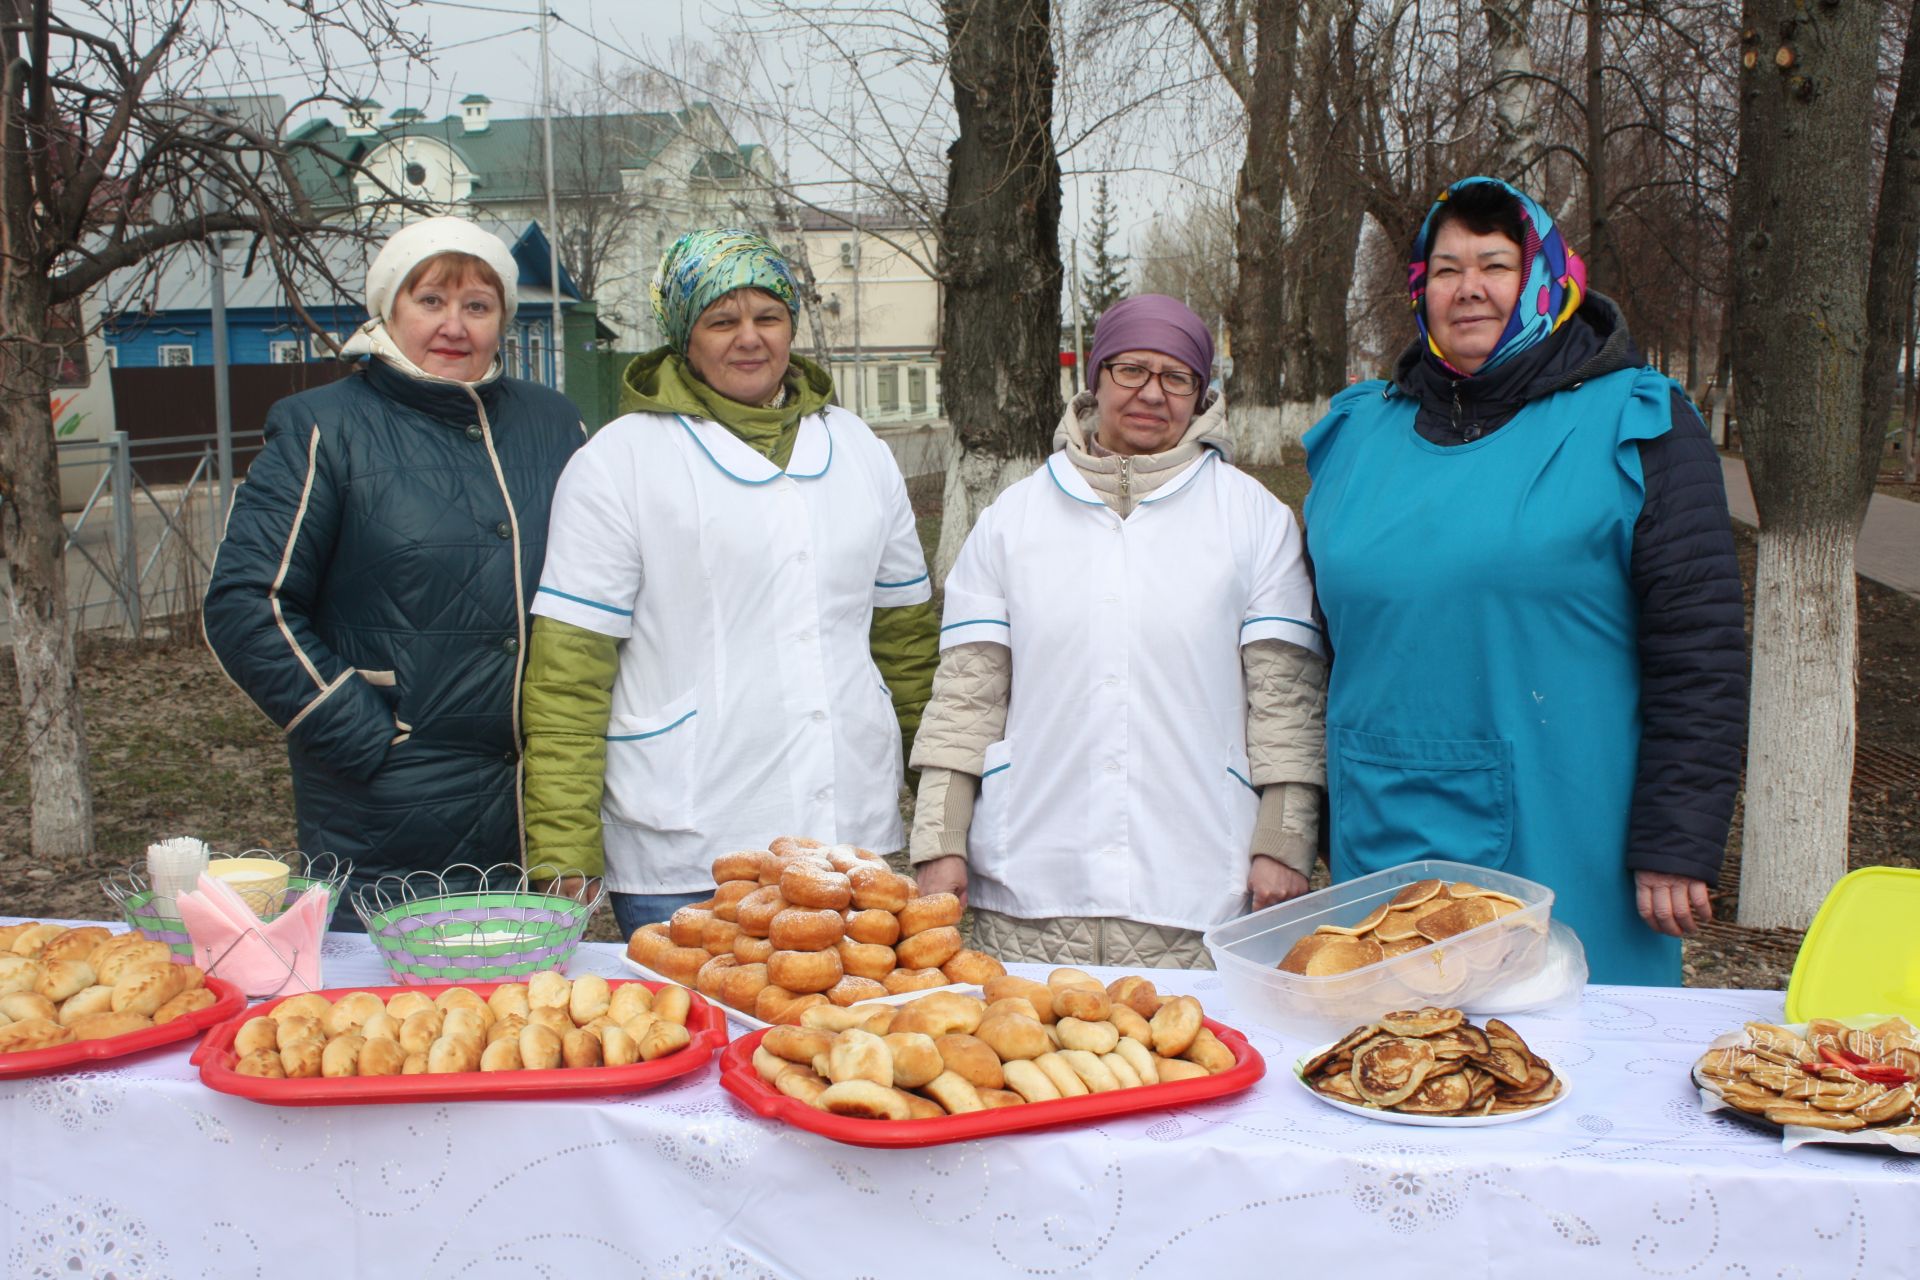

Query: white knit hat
[{"left": 362, "top": 217, "right": 520, "bottom": 325}]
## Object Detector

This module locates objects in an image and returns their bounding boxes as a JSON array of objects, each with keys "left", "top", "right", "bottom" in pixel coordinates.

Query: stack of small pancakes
[
  {"left": 1695, "top": 1018, "right": 1920, "bottom": 1133},
  {"left": 1299, "top": 1007, "right": 1562, "bottom": 1117},
  {"left": 1277, "top": 879, "right": 1527, "bottom": 977}
]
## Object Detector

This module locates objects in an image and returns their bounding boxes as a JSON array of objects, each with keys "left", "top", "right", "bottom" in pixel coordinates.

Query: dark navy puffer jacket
[
  {"left": 1386, "top": 293, "right": 1747, "bottom": 886},
  {"left": 204, "top": 359, "right": 584, "bottom": 901}
]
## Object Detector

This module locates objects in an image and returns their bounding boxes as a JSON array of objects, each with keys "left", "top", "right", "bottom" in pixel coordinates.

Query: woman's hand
[
  {"left": 915, "top": 855, "right": 969, "bottom": 910},
  {"left": 1634, "top": 870, "right": 1712, "bottom": 936},
  {"left": 1249, "top": 855, "right": 1310, "bottom": 911},
  {"left": 544, "top": 874, "right": 602, "bottom": 904}
]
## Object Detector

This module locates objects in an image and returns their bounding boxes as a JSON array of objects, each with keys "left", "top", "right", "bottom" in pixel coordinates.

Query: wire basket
[
  {"left": 352, "top": 863, "right": 606, "bottom": 985},
  {"left": 102, "top": 850, "right": 352, "bottom": 960}
]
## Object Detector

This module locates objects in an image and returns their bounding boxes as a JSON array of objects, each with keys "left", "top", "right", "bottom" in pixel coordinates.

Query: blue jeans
[{"left": 610, "top": 890, "right": 712, "bottom": 941}]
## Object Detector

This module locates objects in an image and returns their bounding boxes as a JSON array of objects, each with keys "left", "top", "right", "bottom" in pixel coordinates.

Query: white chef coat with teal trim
[
  {"left": 531, "top": 406, "right": 931, "bottom": 893},
  {"left": 942, "top": 446, "right": 1323, "bottom": 931}
]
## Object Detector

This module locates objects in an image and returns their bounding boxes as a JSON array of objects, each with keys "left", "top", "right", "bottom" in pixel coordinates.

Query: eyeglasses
[{"left": 1101, "top": 361, "right": 1201, "bottom": 397}]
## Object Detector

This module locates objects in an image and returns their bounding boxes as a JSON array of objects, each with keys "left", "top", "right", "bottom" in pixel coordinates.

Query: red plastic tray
[
  {"left": 0, "top": 977, "right": 246, "bottom": 1080},
  {"left": 193, "top": 979, "right": 729, "bottom": 1106},
  {"left": 720, "top": 1015, "right": 1266, "bottom": 1148}
]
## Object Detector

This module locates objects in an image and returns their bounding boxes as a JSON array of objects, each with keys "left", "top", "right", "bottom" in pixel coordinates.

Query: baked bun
[
  {"left": 848, "top": 864, "right": 913, "bottom": 913},
  {"left": 894, "top": 925, "right": 962, "bottom": 971},
  {"left": 835, "top": 938, "right": 898, "bottom": 981},
  {"left": 40, "top": 927, "right": 110, "bottom": 966},
  {"left": 35, "top": 958, "right": 94, "bottom": 1003},
  {"left": 702, "top": 916, "right": 743, "bottom": 955},
  {"left": 710, "top": 879, "right": 760, "bottom": 922},
  {"left": 933, "top": 1033, "right": 1005, "bottom": 1089},
  {"left": 668, "top": 906, "right": 714, "bottom": 948},
  {"left": 0, "top": 1017, "right": 76, "bottom": 1052},
  {"left": 882, "top": 1031, "right": 943, "bottom": 1088},
  {"left": 654, "top": 945, "right": 712, "bottom": 987},
  {"left": 1106, "top": 975, "right": 1162, "bottom": 1019},
  {"left": 732, "top": 933, "right": 776, "bottom": 965},
  {"left": 983, "top": 975, "right": 1056, "bottom": 1024},
  {"left": 976, "top": 1011, "right": 1051, "bottom": 1061},
  {"left": 1053, "top": 986, "right": 1113, "bottom": 1022},
  {"left": 883, "top": 966, "right": 948, "bottom": 995},
  {"left": 828, "top": 976, "right": 889, "bottom": 1006},
  {"left": 769, "top": 907, "right": 846, "bottom": 952},
  {"left": 55, "top": 986, "right": 113, "bottom": 1026},
  {"left": 923, "top": 1070, "right": 987, "bottom": 1115},
  {"left": 711, "top": 850, "right": 767, "bottom": 883},
  {"left": 780, "top": 863, "right": 853, "bottom": 911},
  {"left": 1047, "top": 967, "right": 1103, "bottom": 992},
  {"left": 896, "top": 894, "right": 962, "bottom": 939},
  {"left": 827, "top": 1028, "right": 894, "bottom": 1087},
  {"left": 68, "top": 1010, "right": 153, "bottom": 1041},
  {"left": 941, "top": 949, "right": 1006, "bottom": 985},
  {"left": 844, "top": 908, "right": 901, "bottom": 947},
  {"left": 768, "top": 948, "right": 843, "bottom": 994},
  {"left": 817, "top": 1079, "right": 910, "bottom": 1120},
  {"left": 891, "top": 991, "right": 987, "bottom": 1037},
  {"left": 735, "top": 886, "right": 788, "bottom": 937},
  {"left": 8, "top": 924, "right": 66, "bottom": 957}
]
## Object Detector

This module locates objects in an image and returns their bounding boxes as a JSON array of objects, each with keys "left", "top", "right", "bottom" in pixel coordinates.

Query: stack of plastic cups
[{"left": 145, "top": 836, "right": 212, "bottom": 918}]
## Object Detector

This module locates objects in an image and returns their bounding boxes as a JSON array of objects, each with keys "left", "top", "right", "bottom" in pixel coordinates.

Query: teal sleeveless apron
[{"left": 1303, "top": 366, "right": 1681, "bottom": 985}]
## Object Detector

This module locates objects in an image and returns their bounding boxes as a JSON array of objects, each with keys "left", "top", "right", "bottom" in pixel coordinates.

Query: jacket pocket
[
  {"left": 1329, "top": 727, "right": 1512, "bottom": 877},
  {"left": 603, "top": 691, "right": 700, "bottom": 834},
  {"left": 970, "top": 739, "right": 1013, "bottom": 868}
]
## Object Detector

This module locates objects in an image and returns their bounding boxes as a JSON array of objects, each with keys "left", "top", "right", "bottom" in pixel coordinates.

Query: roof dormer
[
  {"left": 391, "top": 107, "right": 424, "bottom": 125},
  {"left": 461, "top": 94, "right": 491, "bottom": 135},
  {"left": 345, "top": 98, "right": 381, "bottom": 137}
]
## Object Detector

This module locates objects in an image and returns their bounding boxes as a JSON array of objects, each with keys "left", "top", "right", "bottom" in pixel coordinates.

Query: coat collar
[
  {"left": 1044, "top": 448, "right": 1215, "bottom": 509},
  {"left": 363, "top": 357, "right": 503, "bottom": 426},
  {"left": 675, "top": 412, "right": 833, "bottom": 484}
]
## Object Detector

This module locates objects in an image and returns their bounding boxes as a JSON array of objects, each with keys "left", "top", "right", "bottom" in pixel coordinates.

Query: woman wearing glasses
[{"left": 908, "top": 294, "right": 1327, "bottom": 966}]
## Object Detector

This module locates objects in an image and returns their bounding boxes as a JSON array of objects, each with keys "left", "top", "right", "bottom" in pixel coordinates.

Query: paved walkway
[{"left": 1721, "top": 455, "right": 1920, "bottom": 598}]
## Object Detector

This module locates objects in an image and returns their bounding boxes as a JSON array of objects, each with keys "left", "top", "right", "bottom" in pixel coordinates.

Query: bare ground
[{"left": 2, "top": 457, "right": 1915, "bottom": 981}]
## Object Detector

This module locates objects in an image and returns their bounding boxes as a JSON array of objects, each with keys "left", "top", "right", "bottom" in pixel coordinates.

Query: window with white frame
[
  {"left": 103, "top": 346, "right": 119, "bottom": 368},
  {"left": 528, "top": 330, "right": 544, "bottom": 384},
  {"left": 269, "top": 340, "right": 303, "bottom": 364},
  {"left": 876, "top": 365, "right": 899, "bottom": 412},
  {"left": 505, "top": 335, "right": 521, "bottom": 379},
  {"left": 158, "top": 344, "right": 193, "bottom": 367}
]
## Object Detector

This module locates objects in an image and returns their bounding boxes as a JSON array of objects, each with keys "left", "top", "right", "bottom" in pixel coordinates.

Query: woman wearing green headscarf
[{"left": 521, "top": 229, "right": 938, "bottom": 938}]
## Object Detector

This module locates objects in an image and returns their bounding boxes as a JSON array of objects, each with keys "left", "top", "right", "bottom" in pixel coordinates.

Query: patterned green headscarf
[{"left": 650, "top": 228, "right": 800, "bottom": 353}]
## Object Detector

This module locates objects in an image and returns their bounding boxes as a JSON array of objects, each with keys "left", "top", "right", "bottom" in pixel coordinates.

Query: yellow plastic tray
[{"left": 1784, "top": 867, "right": 1920, "bottom": 1024}]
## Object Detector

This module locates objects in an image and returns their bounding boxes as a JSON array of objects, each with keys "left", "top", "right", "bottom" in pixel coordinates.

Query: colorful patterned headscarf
[
  {"left": 1408, "top": 176, "right": 1587, "bottom": 377},
  {"left": 650, "top": 228, "right": 799, "bottom": 353}
]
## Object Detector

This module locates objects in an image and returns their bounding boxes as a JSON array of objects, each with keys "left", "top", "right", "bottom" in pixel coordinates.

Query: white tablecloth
[{"left": 2, "top": 926, "right": 1915, "bottom": 1278}]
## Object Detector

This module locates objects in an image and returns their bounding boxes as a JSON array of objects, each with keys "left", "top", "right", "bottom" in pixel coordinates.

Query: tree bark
[
  {"left": 1483, "top": 0, "right": 1541, "bottom": 181},
  {"left": 1860, "top": 0, "right": 1920, "bottom": 488},
  {"left": 934, "top": 0, "right": 1062, "bottom": 576},
  {"left": 1, "top": 0, "right": 96, "bottom": 857},
  {"left": 1728, "top": 0, "right": 1881, "bottom": 928},
  {"left": 1227, "top": 0, "right": 1298, "bottom": 465},
  {"left": 1583, "top": 0, "right": 1611, "bottom": 280}
]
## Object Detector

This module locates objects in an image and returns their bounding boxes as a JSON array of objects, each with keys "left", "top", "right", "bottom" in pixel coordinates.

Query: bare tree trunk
[
  {"left": 1907, "top": 282, "right": 1920, "bottom": 483},
  {"left": 1729, "top": 0, "right": 1881, "bottom": 929},
  {"left": 0, "top": 308, "right": 97, "bottom": 859},
  {"left": 1227, "top": 0, "right": 1298, "bottom": 465},
  {"left": 1583, "top": 0, "right": 1611, "bottom": 279},
  {"left": 1483, "top": 0, "right": 1540, "bottom": 181},
  {"left": 1860, "top": 0, "right": 1920, "bottom": 487},
  {"left": 933, "top": 0, "right": 1062, "bottom": 577}
]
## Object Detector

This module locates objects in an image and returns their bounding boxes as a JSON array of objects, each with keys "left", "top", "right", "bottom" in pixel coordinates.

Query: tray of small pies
[
  {"left": 718, "top": 967, "right": 1264, "bottom": 1148},
  {"left": 1692, "top": 1015, "right": 1920, "bottom": 1153},
  {"left": 623, "top": 837, "right": 1010, "bottom": 1030},
  {"left": 194, "top": 973, "right": 727, "bottom": 1105},
  {"left": 0, "top": 921, "right": 246, "bottom": 1079},
  {"left": 1295, "top": 1007, "right": 1568, "bottom": 1125}
]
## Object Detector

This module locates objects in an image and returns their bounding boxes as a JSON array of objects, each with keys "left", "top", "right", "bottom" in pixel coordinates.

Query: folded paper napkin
[{"left": 177, "top": 871, "right": 327, "bottom": 996}]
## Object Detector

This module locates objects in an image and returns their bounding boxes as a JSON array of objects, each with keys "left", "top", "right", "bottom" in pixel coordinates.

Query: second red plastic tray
[
  {"left": 0, "top": 976, "right": 246, "bottom": 1080},
  {"left": 720, "top": 1016, "right": 1265, "bottom": 1148},
  {"left": 193, "top": 978, "right": 728, "bottom": 1105}
]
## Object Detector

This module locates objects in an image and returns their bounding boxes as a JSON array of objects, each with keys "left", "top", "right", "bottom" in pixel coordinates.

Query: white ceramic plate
[
  {"left": 1292, "top": 1040, "right": 1572, "bottom": 1127},
  {"left": 620, "top": 955, "right": 981, "bottom": 1032}
]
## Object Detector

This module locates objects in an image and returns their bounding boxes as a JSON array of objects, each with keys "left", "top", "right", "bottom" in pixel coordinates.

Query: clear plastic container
[{"left": 1202, "top": 859, "right": 1557, "bottom": 1039}]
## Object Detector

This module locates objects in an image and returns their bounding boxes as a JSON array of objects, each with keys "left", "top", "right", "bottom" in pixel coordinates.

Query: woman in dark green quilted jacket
[{"left": 204, "top": 218, "right": 584, "bottom": 924}]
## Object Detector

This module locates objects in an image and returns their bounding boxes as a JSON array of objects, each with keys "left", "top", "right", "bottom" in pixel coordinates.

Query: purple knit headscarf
[{"left": 1088, "top": 294, "right": 1215, "bottom": 389}]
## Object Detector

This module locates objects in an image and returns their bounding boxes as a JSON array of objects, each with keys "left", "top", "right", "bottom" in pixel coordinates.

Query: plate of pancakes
[
  {"left": 1692, "top": 1016, "right": 1920, "bottom": 1150},
  {"left": 1295, "top": 1007, "right": 1569, "bottom": 1126}
]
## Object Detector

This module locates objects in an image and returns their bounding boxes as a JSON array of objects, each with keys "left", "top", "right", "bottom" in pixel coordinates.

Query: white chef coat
[
  {"left": 941, "top": 448, "right": 1323, "bottom": 931},
  {"left": 531, "top": 407, "right": 931, "bottom": 893}
]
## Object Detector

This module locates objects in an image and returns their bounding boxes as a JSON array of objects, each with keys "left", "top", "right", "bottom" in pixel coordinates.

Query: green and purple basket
[
  {"left": 101, "top": 851, "right": 350, "bottom": 960},
  {"left": 351, "top": 863, "right": 605, "bottom": 985}
]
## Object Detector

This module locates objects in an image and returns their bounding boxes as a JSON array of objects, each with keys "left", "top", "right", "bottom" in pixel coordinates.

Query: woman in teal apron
[{"left": 1303, "top": 177, "right": 1746, "bottom": 985}]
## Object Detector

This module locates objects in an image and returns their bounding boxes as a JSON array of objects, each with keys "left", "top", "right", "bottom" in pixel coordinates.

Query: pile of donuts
[
  {"left": 751, "top": 967, "right": 1238, "bottom": 1120},
  {"left": 626, "top": 837, "right": 1007, "bottom": 1024},
  {"left": 225, "top": 974, "right": 695, "bottom": 1079},
  {"left": 0, "top": 923, "right": 220, "bottom": 1053}
]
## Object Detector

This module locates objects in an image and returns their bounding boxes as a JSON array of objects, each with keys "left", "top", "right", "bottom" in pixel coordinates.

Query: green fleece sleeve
[
  {"left": 869, "top": 600, "right": 939, "bottom": 766},
  {"left": 522, "top": 615, "right": 620, "bottom": 880}
]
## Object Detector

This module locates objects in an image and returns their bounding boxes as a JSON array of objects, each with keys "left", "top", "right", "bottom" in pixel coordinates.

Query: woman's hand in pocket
[
  {"left": 1249, "top": 855, "right": 1309, "bottom": 911},
  {"left": 1633, "top": 870, "right": 1712, "bottom": 936}
]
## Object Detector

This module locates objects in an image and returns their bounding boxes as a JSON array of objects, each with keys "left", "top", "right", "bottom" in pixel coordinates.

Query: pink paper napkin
[{"left": 177, "top": 871, "right": 326, "bottom": 996}]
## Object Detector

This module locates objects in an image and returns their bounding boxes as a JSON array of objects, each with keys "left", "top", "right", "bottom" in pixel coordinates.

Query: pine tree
[{"left": 1080, "top": 177, "right": 1130, "bottom": 321}]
